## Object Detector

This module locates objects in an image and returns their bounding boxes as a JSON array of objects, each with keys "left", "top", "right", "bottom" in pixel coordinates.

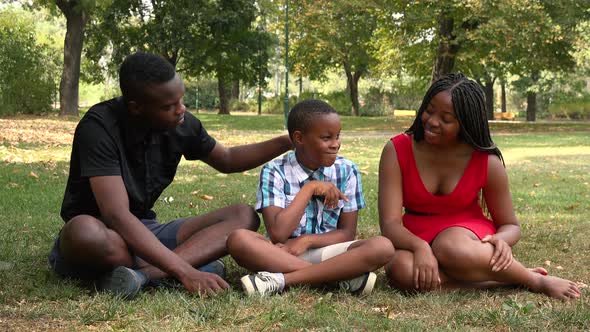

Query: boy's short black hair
[
  {"left": 119, "top": 52, "right": 176, "bottom": 102},
  {"left": 287, "top": 99, "right": 338, "bottom": 138}
]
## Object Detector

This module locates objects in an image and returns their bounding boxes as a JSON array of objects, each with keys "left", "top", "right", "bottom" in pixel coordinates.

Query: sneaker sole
[
  {"left": 359, "top": 272, "right": 377, "bottom": 295},
  {"left": 97, "top": 266, "right": 141, "bottom": 299},
  {"left": 240, "top": 275, "right": 257, "bottom": 296}
]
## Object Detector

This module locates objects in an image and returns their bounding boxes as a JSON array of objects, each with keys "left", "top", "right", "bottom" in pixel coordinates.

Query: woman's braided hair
[{"left": 406, "top": 73, "right": 504, "bottom": 164}]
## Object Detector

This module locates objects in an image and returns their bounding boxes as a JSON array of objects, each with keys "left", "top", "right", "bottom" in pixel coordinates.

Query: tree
[
  {"left": 0, "top": 7, "right": 58, "bottom": 115},
  {"left": 289, "top": 0, "right": 378, "bottom": 116},
  {"left": 84, "top": 0, "right": 273, "bottom": 114},
  {"left": 35, "top": 0, "right": 104, "bottom": 116}
]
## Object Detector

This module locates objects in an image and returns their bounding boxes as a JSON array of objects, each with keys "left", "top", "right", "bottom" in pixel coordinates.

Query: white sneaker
[
  {"left": 97, "top": 266, "right": 147, "bottom": 299},
  {"left": 338, "top": 272, "right": 376, "bottom": 295},
  {"left": 241, "top": 271, "right": 285, "bottom": 296}
]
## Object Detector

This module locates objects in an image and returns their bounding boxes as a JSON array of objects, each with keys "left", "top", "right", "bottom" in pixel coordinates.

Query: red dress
[{"left": 392, "top": 133, "right": 496, "bottom": 243}]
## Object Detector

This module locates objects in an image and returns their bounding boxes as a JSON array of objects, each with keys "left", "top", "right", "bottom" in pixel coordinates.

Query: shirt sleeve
[
  {"left": 342, "top": 163, "right": 366, "bottom": 213},
  {"left": 180, "top": 113, "right": 217, "bottom": 160},
  {"left": 75, "top": 119, "right": 121, "bottom": 178},
  {"left": 255, "top": 163, "right": 286, "bottom": 212}
]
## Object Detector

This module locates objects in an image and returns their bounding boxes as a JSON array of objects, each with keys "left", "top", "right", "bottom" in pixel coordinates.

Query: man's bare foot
[{"left": 534, "top": 275, "right": 581, "bottom": 300}]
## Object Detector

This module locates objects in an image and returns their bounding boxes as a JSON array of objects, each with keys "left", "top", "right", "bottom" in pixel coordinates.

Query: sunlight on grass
[{"left": 0, "top": 116, "right": 589, "bottom": 330}]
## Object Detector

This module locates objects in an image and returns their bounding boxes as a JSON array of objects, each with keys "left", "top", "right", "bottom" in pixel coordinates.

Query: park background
[{"left": 1, "top": 0, "right": 589, "bottom": 330}]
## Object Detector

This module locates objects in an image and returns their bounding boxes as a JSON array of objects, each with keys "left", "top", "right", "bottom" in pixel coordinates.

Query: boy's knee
[
  {"left": 226, "top": 229, "right": 256, "bottom": 254},
  {"left": 363, "top": 236, "right": 396, "bottom": 267}
]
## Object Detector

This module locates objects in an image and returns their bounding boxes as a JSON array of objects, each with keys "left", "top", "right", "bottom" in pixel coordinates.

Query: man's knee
[
  {"left": 60, "top": 215, "right": 131, "bottom": 267},
  {"left": 229, "top": 204, "right": 260, "bottom": 230}
]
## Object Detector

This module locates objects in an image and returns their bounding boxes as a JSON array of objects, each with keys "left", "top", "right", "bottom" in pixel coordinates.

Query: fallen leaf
[
  {"left": 191, "top": 190, "right": 201, "bottom": 195},
  {"left": 387, "top": 312, "right": 399, "bottom": 320},
  {"left": 556, "top": 265, "right": 563, "bottom": 270},
  {"left": 7, "top": 182, "right": 18, "bottom": 188},
  {"left": 529, "top": 191, "right": 536, "bottom": 197},
  {"left": 216, "top": 173, "right": 227, "bottom": 177},
  {"left": 543, "top": 260, "right": 551, "bottom": 267},
  {"left": 533, "top": 183, "right": 541, "bottom": 187},
  {"left": 360, "top": 170, "right": 369, "bottom": 175},
  {"left": 200, "top": 194, "right": 214, "bottom": 200},
  {"left": 565, "top": 203, "right": 580, "bottom": 210},
  {"left": 29, "top": 171, "right": 39, "bottom": 179},
  {"left": 576, "top": 282, "right": 588, "bottom": 289}
]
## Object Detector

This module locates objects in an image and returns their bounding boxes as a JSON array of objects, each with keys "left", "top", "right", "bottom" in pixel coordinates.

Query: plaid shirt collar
[{"left": 288, "top": 151, "right": 333, "bottom": 184}]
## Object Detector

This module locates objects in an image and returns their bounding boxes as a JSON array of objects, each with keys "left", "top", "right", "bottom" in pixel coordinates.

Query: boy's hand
[
  {"left": 179, "top": 269, "right": 230, "bottom": 297},
  {"left": 310, "top": 181, "right": 348, "bottom": 209},
  {"left": 283, "top": 236, "right": 312, "bottom": 256}
]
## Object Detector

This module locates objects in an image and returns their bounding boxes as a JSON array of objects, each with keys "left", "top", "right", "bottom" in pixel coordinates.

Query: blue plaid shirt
[{"left": 256, "top": 151, "right": 366, "bottom": 238}]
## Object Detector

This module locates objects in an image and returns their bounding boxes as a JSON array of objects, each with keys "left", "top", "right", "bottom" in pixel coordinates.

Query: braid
[{"left": 407, "top": 73, "right": 504, "bottom": 164}]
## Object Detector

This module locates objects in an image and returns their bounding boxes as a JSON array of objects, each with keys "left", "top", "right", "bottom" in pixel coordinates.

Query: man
[{"left": 48, "top": 52, "right": 292, "bottom": 299}]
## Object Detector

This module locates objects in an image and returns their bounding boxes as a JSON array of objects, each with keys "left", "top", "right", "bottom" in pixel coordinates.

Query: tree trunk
[
  {"left": 500, "top": 78, "right": 507, "bottom": 113},
  {"left": 526, "top": 71, "right": 539, "bottom": 122},
  {"left": 56, "top": 0, "right": 89, "bottom": 117},
  {"left": 218, "top": 77, "right": 230, "bottom": 115},
  {"left": 345, "top": 68, "right": 362, "bottom": 116},
  {"left": 431, "top": 13, "right": 459, "bottom": 82},
  {"left": 526, "top": 92, "right": 537, "bottom": 122},
  {"left": 483, "top": 77, "right": 495, "bottom": 120},
  {"left": 231, "top": 80, "right": 240, "bottom": 100}
]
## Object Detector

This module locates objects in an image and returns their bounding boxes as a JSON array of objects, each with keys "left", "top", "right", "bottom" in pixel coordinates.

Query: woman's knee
[
  {"left": 385, "top": 251, "right": 415, "bottom": 291},
  {"left": 431, "top": 232, "right": 477, "bottom": 268}
]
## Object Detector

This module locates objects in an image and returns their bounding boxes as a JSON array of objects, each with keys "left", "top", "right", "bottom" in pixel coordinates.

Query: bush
[
  {"left": 548, "top": 96, "right": 590, "bottom": 120},
  {"left": 359, "top": 87, "right": 389, "bottom": 117},
  {"left": 0, "top": 9, "right": 58, "bottom": 115},
  {"left": 322, "top": 90, "right": 353, "bottom": 116}
]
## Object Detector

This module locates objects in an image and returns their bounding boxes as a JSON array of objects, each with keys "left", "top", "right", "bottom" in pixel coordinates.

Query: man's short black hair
[
  {"left": 287, "top": 99, "right": 338, "bottom": 139},
  {"left": 119, "top": 52, "right": 176, "bottom": 102}
]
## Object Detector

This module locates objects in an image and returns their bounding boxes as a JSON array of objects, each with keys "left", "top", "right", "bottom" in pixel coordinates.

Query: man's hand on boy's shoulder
[{"left": 307, "top": 181, "right": 348, "bottom": 209}]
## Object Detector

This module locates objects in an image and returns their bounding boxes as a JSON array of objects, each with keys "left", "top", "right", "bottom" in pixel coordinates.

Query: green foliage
[
  {"left": 548, "top": 96, "right": 590, "bottom": 120},
  {"left": 183, "top": 79, "right": 219, "bottom": 110},
  {"left": 0, "top": 8, "right": 59, "bottom": 115}
]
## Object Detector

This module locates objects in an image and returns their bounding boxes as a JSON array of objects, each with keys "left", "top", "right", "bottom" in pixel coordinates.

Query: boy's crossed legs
[{"left": 226, "top": 229, "right": 395, "bottom": 295}]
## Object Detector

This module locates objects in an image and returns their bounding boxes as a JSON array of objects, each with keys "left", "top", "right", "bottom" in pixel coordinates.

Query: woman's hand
[
  {"left": 482, "top": 234, "right": 513, "bottom": 272},
  {"left": 413, "top": 246, "right": 441, "bottom": 291}
]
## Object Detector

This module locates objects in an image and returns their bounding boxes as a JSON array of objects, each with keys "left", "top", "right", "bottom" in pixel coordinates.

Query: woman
[{"left": 379, "top": 73, "right": 580, "bottom": 300}]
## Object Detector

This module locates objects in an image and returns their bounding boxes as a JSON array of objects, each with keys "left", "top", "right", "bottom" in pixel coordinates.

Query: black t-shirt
[{"left": 60, "top": 97, "right": 216, "bottom": 221}]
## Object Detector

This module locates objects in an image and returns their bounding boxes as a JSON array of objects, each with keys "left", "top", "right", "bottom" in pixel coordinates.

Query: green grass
[{"left": 0, "top": 114, "right": 589, "bottom": 331}]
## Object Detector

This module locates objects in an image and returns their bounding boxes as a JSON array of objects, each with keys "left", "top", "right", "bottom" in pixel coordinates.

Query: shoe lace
[{"left": 257, "top": 272, "right": 281, "bottom": 293}]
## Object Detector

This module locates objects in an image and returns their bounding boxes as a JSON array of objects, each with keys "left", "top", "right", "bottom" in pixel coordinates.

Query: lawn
[{"left": 0, "top": 113, "right": 589, "bottom": 331}]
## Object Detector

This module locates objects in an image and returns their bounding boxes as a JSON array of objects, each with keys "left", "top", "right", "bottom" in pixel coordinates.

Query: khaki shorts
[{"left": 297, "top": 240, "right": 357, "bottom": 264}]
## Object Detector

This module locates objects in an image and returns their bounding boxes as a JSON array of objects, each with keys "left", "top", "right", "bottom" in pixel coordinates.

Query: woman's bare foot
[
  {"left": 530, "top": 267, "right": 548, "bottom": 276},
  {"left": 533, "top": 275, "right": 581, "bottom": 300}
]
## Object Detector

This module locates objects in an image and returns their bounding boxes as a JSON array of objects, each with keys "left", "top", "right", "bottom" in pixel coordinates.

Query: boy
[
  {"left": 226, "top": 99, "right": 395, "bottom": 296},
  {"left": 49, "top": 52, "right": 292, "bottom": 298}
]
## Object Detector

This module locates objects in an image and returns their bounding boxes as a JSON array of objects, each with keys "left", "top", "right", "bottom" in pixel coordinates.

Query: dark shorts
[{"left": 48, "top": 218, "right": 186, "bottom": 280}]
